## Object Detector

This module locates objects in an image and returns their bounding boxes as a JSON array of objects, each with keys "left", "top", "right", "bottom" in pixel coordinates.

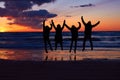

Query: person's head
[
  {"left": 87, "top": 21, "right": 91, "bottom": 25},
  {"left": 57, "top": 24, "right": 61, "bottom": 28},
  {"left": 46, "top": 26, "right": 49, "bottom": 29},
  {"left": 72, "top": 25, "right": 75, "bottom": 28}
]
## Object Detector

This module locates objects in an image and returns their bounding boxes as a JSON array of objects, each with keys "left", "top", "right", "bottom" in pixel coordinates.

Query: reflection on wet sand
[
  {"left": 43, "top": 48, "right": 120, "bottom": 61},
  {"left": 0, "top": 49, "right": 44, "bottom": 61},
  {"left": 0, "top": 48, "right": 120, "bottom": 61}
]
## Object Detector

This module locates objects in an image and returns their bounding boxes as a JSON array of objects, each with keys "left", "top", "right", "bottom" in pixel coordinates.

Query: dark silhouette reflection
[
  {"left": 61, "top": 57, "right": 63, "bottom": 61},
  {"left": 74, "top": 55, "right": 76, "bottom": 61},
  {"left": 43, "top": 20, "right": 53, "bottom": 53},
  {"left": 55, "top": 57, "right": 57, "bottom": 61},
  {"left": 45, "top": 55, "right": 48, "bottom": 61},
  {"left": 51, "top": 20, "right": 65, "bottom": 50},
  {"left": 81, "top": 16, "right": 100, "bottom": 51},
  {"left": 69, "top": 56, "right": 72, "bottom": 61},
  {"left": 64, "top": 20, "right": 81, "bottom": 53}
]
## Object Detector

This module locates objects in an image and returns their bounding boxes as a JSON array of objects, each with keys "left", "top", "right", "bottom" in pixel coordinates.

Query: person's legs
[
  {"left": 44, "top": 40, "right": 48, "bottom": 53},
  {"left": 89, "top": 37, "right": 93, "bottom": 50},
  {"left": 48, "top": 40, "right": 53, "bottom": 51},
  {"left": 70, "top": 40, "right": 73, "bottom": 52},
  {"left": 60, "top": 41, "right": 63, "bottom": 50},
  {"left": 82, "top": 37, "right": 86, "bottom": 51},
  {"left": 74, "top": 40, "right": 77, "bottom": 53},
  {"left": 55, "top": 42, "right": 57, "bottom": 50}
]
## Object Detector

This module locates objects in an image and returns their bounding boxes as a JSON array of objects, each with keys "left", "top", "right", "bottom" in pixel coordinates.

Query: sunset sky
[{"left": 0, "top": 0, "right": 120, "bottom": 32}]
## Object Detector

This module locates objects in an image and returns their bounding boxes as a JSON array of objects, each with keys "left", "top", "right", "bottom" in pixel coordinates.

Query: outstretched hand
[
  {"left": 78, "top": 22, "right": 81, "bottom": 29},
  {"left": 78, "top": 22, "right": 81, "bottom": 25},
  {"left": 98, "top": 21, "right": 100, "bottom": 23},
  {"left": 49, "top": 21, "right": 52, "bottom": 26},
  {"left": 81, "top": 16, "right": 83, "bottom": 19},
  {"left": 63, "top": 20, "right": 66, "bottom": 25},
  {"left": 51, "top": 20, "right": 54, "bottom": 24},
  {"left": 78, "top": 22, "right": 81, "bottom": 24},
  {"left": 51, "top": 20, "right": 53, "bottom": 22}
]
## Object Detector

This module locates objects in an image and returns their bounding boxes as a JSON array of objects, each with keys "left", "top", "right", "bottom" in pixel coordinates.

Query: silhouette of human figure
[
  {"left": 43, "top": 20, "right": 53, "bottom": 53},
  {"left": 64, "top": 20, "right": 81, "bottom": 53},
  {"left": 81, "top": 16, "right": 100, "bottom": 51},
  {"left": 51, "top": 20, "right": 65, "bottom": 50}
]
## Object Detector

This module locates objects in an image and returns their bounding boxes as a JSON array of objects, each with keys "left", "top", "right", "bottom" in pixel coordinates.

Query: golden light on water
[{"left": 0, "top": 49, "right": 120, "bottom": 61}]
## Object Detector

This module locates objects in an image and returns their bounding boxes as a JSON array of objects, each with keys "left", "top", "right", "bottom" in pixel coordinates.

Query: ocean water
[
  {"left": 0, "top": 31, "right": 120, "bottom": 61},
  {"left": 0, "top": 31, "right": 119, "bottom": 49}
]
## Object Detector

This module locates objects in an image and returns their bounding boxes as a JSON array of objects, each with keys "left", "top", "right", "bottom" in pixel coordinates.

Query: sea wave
[{"left": 0, "top": 31, "right": 119, "bottom": 48}]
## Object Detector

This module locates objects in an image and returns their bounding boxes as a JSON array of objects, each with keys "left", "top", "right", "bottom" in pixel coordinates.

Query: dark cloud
[
  {"left": 8, "top": 10, "right": 57, "bottom": 29},
  {"left": 13, "top": 17, "right": 43, "bottom": 29},
  {"left": 21, "top": 10, "right": 57, "bottom": 18},
  {"left": 0, "top": 7, "right": 7, "bottom": 17},
  {"left": 4, "top": 1, "right": 32, "bottom": 11},
  {"left": 7, "top": 17, "right": 13, "bottom": 20},
  {"left": 2, "top": 0, "right": 55, "bottom": 10},
  {"left": 0, "top": 7, "right": 19, "bottom": 17},
  {"left": 0, "top": 0, "right": 57, "bottom": 29},
  {"left": 71, "top": 3, "right": 95, "bottom": 8},
  {"left": 32, "top": 0, "right": 55, "bottom": 5},
  {"left": 65, "top": 15, "right": 72, "bottom": 17},
  {"left": 80, "top": 3, "right": 95, "bottom": 7}
]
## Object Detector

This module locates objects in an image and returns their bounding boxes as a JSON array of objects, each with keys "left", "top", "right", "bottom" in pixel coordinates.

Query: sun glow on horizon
[
  {"left": 0, "top": 17, "right": 42, "bottom": 32},
  {"left": 0, "top": 14, "right": 120, "bottom": 32},
  {"left": 0, "top": 29, "right": 5, "bottom": 32},
  {"left": 0, "top": 0, "right": 120, "bottom": 32}
]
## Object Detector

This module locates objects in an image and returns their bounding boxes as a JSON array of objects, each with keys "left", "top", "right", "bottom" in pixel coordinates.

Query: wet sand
[
  {"left": 44, "top": 48, "right": 120, "bottom": 61},
  {"left": 0, "top": 48, "right": 120, "bottom": 80},
  {"left": 0, "top": 48, "right": 120, "bottom": 61}
]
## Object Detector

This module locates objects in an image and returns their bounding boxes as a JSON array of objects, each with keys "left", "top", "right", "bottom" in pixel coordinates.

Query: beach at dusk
[
  {"left": 0, "top": 58, "right": 120, "bottom": 80},
  {"left": 0, "top": 0, "right": 120, "bottom": 80},
  {"left": 0, "top": 32, "right": 119, "bottom": 80},
  {"left": 0, "top": 48, "right": 120, "bottom": 61}
]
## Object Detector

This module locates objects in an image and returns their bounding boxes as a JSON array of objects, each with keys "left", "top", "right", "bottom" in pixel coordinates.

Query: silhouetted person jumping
[
  {"left": 81, "top": 16, "right": 100, "bottom": 51},
  {"left": 51, "top": 20, "right": 65, "bottom": 50},
  {"left": 64, "top": 20, "right": 81, "bottom": 53},
  {"left": 43, "top": 20, "right": 53, "bottom": 53}
]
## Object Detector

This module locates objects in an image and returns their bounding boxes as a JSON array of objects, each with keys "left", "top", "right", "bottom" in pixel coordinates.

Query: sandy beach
[
  {"left": 0, "top": 59, "right": 120, "bottom": 80},
  {"left": 0, "top": 48, "right": 120, "bottom": 80}
]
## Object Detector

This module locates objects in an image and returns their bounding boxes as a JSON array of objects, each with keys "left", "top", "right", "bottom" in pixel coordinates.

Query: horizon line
[{"left": 0, "top": 31, "right": 119, "bottom": 33}]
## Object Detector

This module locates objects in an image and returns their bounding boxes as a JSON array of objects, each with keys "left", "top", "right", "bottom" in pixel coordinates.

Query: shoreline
[
  {"left": 0, "top": 48, "right": 120, "bottom": 79},
  {"left": 0, "top": 48, "right": 120, "bottom": 61}
]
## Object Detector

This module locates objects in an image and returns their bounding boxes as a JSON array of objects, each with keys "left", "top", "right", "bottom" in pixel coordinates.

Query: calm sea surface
[{"left": 0, "top": 31, "right": 120, "bottom": 61}]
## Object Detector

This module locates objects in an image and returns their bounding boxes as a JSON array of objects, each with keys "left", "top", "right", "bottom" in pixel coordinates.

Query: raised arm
[
  {"left": 43, "top": 20, "right": 46, "bottom": 29},
  {"left": 77, "top": 22, "right": 81, "bottom": 30},
  {"left": 49, "top": 23, "right": 52, "bottom": 30},
  {"left": 51, "top": 20, "right": 56, "bottom": 30},
  {"left": 92, "top": 21, "right": 100, "bottom": 27},
  {"left": 64, "top": 20, "right": 71, "bottom": 30},
  {"left": 62, "top": 20, "right": 65, "bottom": 30},
  {"left": 81, "top": 16, "right": 86, "bottom": 25}
]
